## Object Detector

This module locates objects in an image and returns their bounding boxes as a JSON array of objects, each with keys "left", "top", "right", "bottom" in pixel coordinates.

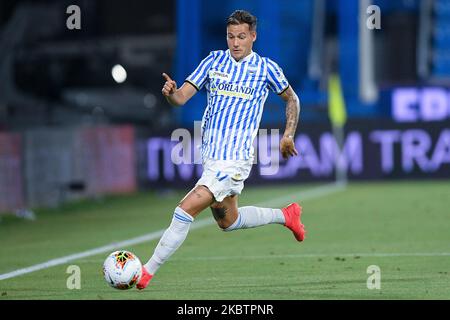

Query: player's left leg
[
  {"left": 137, "top": 185, "right": 215, "bottom": 290},
  {"left": 211, "top": 196, "right": 306, "bottom": 241}
]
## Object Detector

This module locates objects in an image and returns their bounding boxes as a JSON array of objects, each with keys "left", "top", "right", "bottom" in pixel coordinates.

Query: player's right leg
[
  {"left": 137, "top": 185, "right": 214, "bottom": 290},
  {"left": 211, "top": 196, "right": 305, "bottom": 241}
]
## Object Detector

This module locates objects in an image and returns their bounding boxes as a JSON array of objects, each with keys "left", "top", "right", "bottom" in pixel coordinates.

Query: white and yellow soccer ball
[{"left": 102, "top": 250, "right": 142, "bottom": 290}]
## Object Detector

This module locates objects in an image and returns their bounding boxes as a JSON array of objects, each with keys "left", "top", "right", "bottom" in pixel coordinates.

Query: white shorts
[{"left": 195, "top": 157, "right": 253, "bottom": 202}]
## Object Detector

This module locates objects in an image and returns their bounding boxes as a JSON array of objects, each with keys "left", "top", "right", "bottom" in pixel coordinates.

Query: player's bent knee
[
  {"left": 217, "top": 219, "right": 233, "bottom": 231},
  {"left": 210, "top": 204, "right": 227, "bottom": 221},
  {"left": 178, "top": 185, "right": 215, "bottom": 217},
  {"left": 209, "top": 202, "right": 222, "bottom": 209},
  {"left": 217, "top": 216, "right": 242, "bottom": 231}
]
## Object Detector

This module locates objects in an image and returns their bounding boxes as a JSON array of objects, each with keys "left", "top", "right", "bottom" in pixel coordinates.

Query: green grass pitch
[{"left": 0, "top": 181, "right": 449, "bottom": 300}]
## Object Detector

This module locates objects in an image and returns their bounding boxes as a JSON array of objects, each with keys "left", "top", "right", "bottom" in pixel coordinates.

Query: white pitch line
[
  {"left": 75, "top": 252, "right": 450, "bottom": 264},
  {"left": 0, "top": 182, "right": 345, "bottom": 281},
  {"left": 170, "top": 252, "right": 450, "bottom": 262}
]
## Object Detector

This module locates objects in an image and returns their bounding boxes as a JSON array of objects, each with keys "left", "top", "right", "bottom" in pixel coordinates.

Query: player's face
[{"left": 226, "top": 23, "right": 256, "bottom": 61}]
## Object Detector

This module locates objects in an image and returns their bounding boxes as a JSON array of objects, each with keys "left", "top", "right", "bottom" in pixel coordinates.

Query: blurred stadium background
[{"left": 0, "top": 0, "right": 449, "bottom": 300}]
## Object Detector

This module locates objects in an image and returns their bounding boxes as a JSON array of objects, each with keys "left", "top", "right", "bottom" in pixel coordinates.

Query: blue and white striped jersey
[{"left": 185, "top": 49, "right": 289, "bottom": 160}]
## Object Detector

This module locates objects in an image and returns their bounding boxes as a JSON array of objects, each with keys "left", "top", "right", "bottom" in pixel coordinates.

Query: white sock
[
  {"left": 144, "top": 206, "right": 194, "bottom": 275},
  {"left": 223, "top": 206, "right": 285, "bottom": 232}
]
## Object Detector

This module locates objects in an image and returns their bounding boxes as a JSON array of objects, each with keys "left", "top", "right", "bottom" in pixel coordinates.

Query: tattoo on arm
[{"left": 283, "top": 87, "right": 300, "bottom": 137}]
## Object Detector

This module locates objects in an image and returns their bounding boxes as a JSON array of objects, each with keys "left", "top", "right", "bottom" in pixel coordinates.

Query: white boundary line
[
  {"left": 0, "top": 183, "right": 345, "bottom": 281},
  {"left": 76, "top": 252, "right": 450, "bottom": 264},
  {"left": 170, "top": 252, "right": 450, "bottom": 262}
]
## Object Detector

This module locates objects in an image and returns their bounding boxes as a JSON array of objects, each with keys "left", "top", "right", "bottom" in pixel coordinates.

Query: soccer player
[{"left": 137, "top": 9, "right": 305, "bottom": 290}]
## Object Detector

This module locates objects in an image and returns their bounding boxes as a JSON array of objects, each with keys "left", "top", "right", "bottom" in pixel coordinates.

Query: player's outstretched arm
[
  {"left": 161, "top": 73, "right": 197, "bottom": 107},
  {"left": 279, "top": 86, "right": 300, "bottom": 159}
]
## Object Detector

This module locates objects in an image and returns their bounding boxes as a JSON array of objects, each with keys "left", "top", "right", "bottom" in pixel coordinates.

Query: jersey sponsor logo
[
  {"left": 209, "top": 70, "right": 231, "bottom": 81},
  {"left": 211, "top": 82, "right": 256, "bottom": 100}
]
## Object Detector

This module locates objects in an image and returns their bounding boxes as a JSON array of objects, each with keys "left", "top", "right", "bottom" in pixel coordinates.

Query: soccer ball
[{"left": 102, "top": 250, "right": 142, "bottom": 290}]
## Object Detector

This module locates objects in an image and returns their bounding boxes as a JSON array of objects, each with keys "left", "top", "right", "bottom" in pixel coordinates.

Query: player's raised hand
[
  {"left": 280, "top": 135, "right": 298, "bottom": 159},
  {"left": 162, "top": 73, "right": 177, "bottom": 96}
]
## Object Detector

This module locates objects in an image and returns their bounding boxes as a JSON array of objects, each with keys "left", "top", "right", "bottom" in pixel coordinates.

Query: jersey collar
[{"left": 227, "top": 49, "right": 255, "bottom": 64}]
